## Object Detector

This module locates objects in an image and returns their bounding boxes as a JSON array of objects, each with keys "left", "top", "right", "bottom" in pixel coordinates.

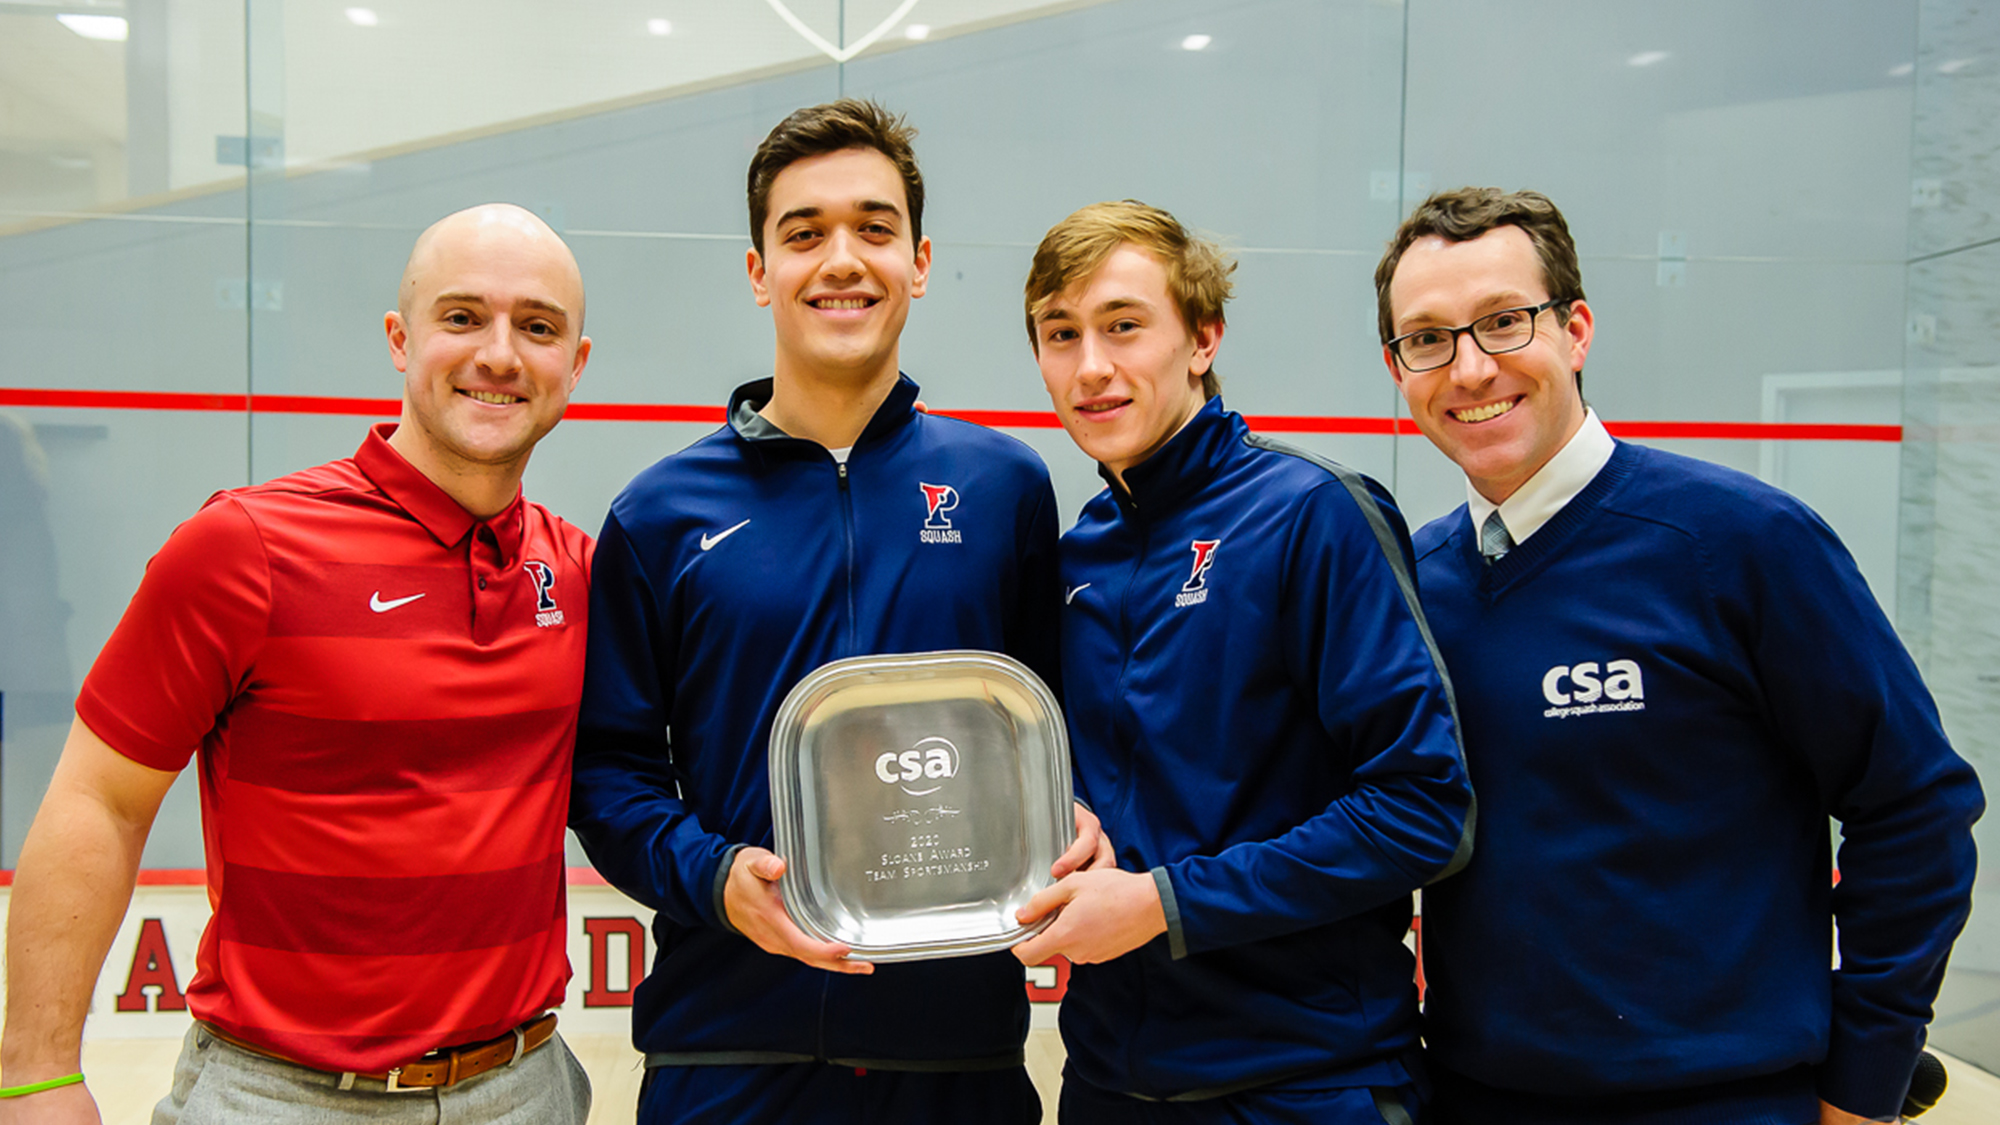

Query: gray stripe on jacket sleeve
[
  {"left": 1245, "top": 434, "right": 1476, "bottom": 883},
  {"left": 712, "top": 842, "right": 749, "bottom": 934},
  {"left": 1152, "top": 867, "right": 1188, "bottom": 960}
]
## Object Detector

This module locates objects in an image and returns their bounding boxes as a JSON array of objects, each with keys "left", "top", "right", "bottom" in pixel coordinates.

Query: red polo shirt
[{"left": 78, "top": 423, "right": 590, "bottom": 1072}]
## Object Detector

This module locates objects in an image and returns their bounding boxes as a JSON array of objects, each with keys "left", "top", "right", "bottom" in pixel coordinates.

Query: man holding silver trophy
[
  {"left": 1012, "top": 200, "right": 1475, "bottom": 1124},
  {"left": 570, "top": 100, "right": 1104, "bottom": 1125}
]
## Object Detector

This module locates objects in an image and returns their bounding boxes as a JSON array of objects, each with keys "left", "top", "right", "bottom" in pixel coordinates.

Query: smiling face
[
  {"left": 748, "top": 146, "right": 931, "bottom": 391},
  {"left": 1383, "top": 225, "right": 1592, "bottom": 503},
  {"left": 386, "top": 205, "right": 589, "bottom": 499},
  {"left": 1033, "top": 244, "right": 1222, "bottom": 485}
]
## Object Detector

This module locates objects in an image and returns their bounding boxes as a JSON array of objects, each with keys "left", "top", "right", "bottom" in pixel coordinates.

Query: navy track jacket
[
  {"left": 570, "top": 375, "right": 1063, "bottom": 1067},
  {"left": 1413, "top": 441, "right": 1983, "bottom": 1121},
  {"left": 1056, "top": 398, "right": 1474, "bottom": 1100}
]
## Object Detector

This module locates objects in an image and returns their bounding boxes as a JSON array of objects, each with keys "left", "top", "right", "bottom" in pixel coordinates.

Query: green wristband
[{"left": 0, "top": 1073, "right": 84, "bottom": 1098}]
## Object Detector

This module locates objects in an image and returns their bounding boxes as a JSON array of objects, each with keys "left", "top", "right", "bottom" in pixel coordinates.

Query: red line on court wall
[
  {"left": 1, "top": 388, "right": 254, "bottom": 412},
  {"left": 1242, "top": 413, "right": 1415, "bottom": 435},
  {"left": 1606, "top": 421, "right": 1900, "bottom": 442},
  {"left": 567, "top": 402, "right": 727, "bottom": 423},
  {"left": 0, "top": 387, "right": 1904, "bottom": 442},
  {"left": 931, "top": 408, "right": 1065, "bottom": 428},
  {"left": 251, "top": 395, "right": 401, "bottom": 415}
]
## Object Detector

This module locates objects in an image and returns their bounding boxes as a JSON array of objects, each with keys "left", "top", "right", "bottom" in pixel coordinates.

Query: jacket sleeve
[
  {"left": 1720, "top": 498, "right": 1983, "bottom": 1119},
  {"left": 1163, "top": 476, "right": 1474, "bottom": 957},
  {"left": 569, "top": 506, "right": 740, "bottom": 931}
]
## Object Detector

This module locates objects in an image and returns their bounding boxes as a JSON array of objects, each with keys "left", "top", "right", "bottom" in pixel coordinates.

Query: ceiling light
[
  {"left": 905, "top": 24, "right": 930, "bottom": 40},
  {"left": 1939, "top": 57, "right": 1976, "bottom": 74},
  {"left": 648, "top": 18, "right": 672, "bottom": 36},
  {"left": 1627, "top": 50, "right": 1670, "bottom": 67},
  {"left": 57, "top": 13, "right": 128, "bottom": 41},
  {"left": 345, "top": 8, "right": 379, "bottom": 27},
  {"left": 1182, "top": 34, "right": 1212, "bottom": 51},
  {"left": 1888, "top": 62, "right": 1914, "bottom": 77}
]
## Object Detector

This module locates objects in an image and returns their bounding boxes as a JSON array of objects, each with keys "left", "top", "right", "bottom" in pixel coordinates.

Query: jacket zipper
[
  {"left": 821, "top": 456, "right": 857, "bottom": 1061},
  {"left": 838, "top": 460, "right": 857, "bottom": 656}
]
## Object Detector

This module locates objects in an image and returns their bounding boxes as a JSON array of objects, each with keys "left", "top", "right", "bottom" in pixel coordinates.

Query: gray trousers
[{"left": 152, "top": 1023, "right": 591, "bottom": 1125}]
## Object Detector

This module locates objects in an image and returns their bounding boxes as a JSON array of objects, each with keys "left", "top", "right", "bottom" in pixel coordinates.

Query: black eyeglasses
[{"left": 1387, "top": 298, "right": 1572, "bottom": 373}]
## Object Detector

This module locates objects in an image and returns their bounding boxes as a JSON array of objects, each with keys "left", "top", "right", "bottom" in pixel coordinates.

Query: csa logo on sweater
[
  {"left": 524, "top": 560, "right": 565, "bottom": 628},
  {"left": 919, "top": 483, "right": 963, "bottom": 544},
  {"left": 1176, "top": 539, "right": 1220, "bottom": 608},
  {"left": 1541, "top": 658, "right": 1645, "bottom": 718}
]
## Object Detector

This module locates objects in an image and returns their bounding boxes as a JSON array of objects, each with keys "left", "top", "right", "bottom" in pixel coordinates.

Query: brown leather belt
[{"left": 202, "top": 1012, "right": 558, "bottom": 1093}]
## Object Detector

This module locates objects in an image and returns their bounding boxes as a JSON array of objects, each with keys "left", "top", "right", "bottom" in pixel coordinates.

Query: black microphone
[{"left": 1902, "top": 1050, "right": 1948, "bottom": 1117}]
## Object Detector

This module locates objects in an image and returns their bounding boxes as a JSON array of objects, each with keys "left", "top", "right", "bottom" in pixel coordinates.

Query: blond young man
[{"left": 1018, "top": 200, "right": 1472, "bottom": 1124}]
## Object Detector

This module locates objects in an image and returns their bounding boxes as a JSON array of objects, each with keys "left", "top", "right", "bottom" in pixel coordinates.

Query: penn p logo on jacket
[
  {"left": 920, "top": 481, "right": 962, "bottom": 543},
  {"left": 1176, "top": 538, "right": 1220, "bottom": 608}
]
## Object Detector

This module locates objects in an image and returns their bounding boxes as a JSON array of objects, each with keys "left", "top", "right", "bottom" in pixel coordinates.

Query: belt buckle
[{"left": 383, "top": 1067, "right": 432, "bottom": 1094}]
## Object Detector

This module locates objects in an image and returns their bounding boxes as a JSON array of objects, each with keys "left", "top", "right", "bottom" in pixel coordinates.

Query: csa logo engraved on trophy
[
  {"left": 874, "top": 736, "right": 961, "bottom": 795},
  {"left": 768, "top": 651, "right": 1074, "bottom": 961}
]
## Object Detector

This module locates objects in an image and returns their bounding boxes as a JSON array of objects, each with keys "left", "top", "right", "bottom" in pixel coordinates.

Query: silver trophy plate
[{"left": 769, "top": 650, "right": 1074, "bottom": 962}]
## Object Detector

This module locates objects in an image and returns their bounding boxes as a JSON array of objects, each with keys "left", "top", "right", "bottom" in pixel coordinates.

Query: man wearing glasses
[{"left": 1375, "top": 186, "right": 1982, "bottom": 1125}]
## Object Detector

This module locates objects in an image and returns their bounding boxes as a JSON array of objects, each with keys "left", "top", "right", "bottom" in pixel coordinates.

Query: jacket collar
[
  {"left": 1103, "top": 396, "right": 1239, "bottom": 515},
  {"left": 353, "top": 422, "right": 524, "bottom": 559},
  {"left": 727, "top": 374, "right": 922, "bottom": 450}
]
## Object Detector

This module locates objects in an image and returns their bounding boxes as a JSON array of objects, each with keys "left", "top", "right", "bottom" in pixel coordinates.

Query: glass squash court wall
[{"left": 3, "top": 0, "right": 1996, "bottom": 1071}]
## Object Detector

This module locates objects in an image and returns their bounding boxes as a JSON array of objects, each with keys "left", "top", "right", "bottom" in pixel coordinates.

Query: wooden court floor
[{"left": 64, "top": 1031, "right": 2000, "bottom": 1124}]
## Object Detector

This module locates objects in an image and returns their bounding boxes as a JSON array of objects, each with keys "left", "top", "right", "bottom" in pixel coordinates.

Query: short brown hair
[
  {"left": 747, "top": 99, "right": 924, "bottom": 257},
  {"left": 1024, "top": 201, "right": 1236, "bottom": 399},
  {"left": 1374, "top": 187, "right": 1585, "bottom": 345}
]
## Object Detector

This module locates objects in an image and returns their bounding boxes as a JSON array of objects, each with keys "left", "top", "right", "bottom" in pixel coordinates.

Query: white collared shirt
[{"left": 1464, "top": 409, "right": 1615, "bottom": 547}]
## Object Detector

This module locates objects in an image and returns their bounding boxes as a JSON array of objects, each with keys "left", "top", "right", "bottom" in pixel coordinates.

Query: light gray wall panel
[
  {"left": 2, "top": 410, "right": 250, "bottom": 866},
  {"left": 0, "top": 219, "right": 249, "bottom": 395},
  {"left": 844, "top": 0, "right": 1406, "bottom": 251}
]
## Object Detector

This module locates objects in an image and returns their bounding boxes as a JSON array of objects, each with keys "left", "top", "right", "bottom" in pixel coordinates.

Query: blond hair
[{"left": 1025, "top": 201, "right": 1236, "bottom": 399}]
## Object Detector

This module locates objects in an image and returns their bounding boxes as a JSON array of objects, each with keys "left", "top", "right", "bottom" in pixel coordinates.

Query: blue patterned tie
[{"left": 1481, "top": 511, "right": 1514, "bottom": 564}]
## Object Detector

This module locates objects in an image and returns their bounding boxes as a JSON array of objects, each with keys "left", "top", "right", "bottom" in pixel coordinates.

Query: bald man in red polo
[{"left": 0, "top": 204, "right": 595, "bottom": 1124}]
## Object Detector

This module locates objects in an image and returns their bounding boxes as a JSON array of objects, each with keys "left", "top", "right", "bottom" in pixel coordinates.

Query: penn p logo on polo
[
  {"left": 1176, "top": 539, "right": 1220, "bottom": 608},
  {"left": 919, "top": 482, "right": 962, "bottom": 543},
  {"left": 523, "top": 561, "right": 564, "bottom": 628},
  {"left": 1542, "top": 658, "right": 1646, "bottom": 718},
  {"left": 874, "top": 735, "right": 960, "bottom": 797}
]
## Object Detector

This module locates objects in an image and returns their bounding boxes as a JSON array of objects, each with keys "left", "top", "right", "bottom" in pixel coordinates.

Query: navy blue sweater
[
  {"left": 1057, "top": 399, "right": 1474, "bottom": 1100},
  {"left": 569, "top": 375, "right": 1062, "bottom": 1067},
  {"left": 1414, "top": 440, "right": 1983, "bottom": 1122}
]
